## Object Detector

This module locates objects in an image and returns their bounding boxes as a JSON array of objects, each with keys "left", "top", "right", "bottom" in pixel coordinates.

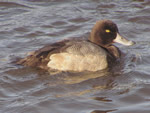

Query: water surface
[{"left": 0, "top": 0, "right": 150, "bottom": 113}]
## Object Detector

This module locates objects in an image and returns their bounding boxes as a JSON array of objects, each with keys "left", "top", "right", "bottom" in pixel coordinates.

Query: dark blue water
[{"left": 0, "top": 0, "right": 150, "bottom": 113}]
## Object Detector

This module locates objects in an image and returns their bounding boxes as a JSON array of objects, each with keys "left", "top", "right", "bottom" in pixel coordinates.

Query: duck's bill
[{"left": 113, "top": 33, "right": 135, "bottom": 46}]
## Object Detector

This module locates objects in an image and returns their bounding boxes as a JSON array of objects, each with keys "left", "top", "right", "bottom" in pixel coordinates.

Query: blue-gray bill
[{"left": 114, "top": 33, "right": 135, "bottom": 46}]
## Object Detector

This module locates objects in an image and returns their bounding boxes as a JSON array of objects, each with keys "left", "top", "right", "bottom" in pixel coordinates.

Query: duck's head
[{"left": 89, "top": 20, "right": 135, "bottom": 47}]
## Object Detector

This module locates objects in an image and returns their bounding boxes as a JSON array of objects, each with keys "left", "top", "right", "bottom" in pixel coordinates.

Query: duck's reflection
[
  {"left": 52, "top": 68, "right": 123, "bottom": 97},
  {"left": 91, "top": 109, "right": 117, "bottom": 113},
  {"left": 62, "top": 69, "right": 109, "bottom": 85}
]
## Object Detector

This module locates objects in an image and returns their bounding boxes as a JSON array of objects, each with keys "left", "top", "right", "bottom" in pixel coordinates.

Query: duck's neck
[{"left": 105, "top": 45, "right": 121, "bottom": 59}]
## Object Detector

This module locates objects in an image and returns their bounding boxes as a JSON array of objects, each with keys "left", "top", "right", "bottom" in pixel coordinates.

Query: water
[{"left": 0, "top": 0, "right": 150, "bottom": 113}]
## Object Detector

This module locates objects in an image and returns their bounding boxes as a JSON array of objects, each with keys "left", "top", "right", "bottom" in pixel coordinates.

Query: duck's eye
[{"left": 105, "top": 29, "right": 111, "bottom": 33}]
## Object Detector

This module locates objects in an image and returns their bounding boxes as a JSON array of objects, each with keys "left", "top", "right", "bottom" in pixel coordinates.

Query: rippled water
[{"left": 0, "top": 0, "right": 150, "bottom": 113}]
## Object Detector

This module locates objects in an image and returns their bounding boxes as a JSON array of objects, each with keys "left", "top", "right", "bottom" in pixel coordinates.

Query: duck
[{"left": 16, "top": 19, "right": 135, "bottom": 72}]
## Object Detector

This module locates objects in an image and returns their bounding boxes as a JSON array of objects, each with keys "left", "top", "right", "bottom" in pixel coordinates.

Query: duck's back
[{"left": 17, "top": 40, "right": 108, "bottom": 72}]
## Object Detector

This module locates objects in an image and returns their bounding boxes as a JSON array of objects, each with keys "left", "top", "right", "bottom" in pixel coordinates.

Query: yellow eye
[{"left": 105, "top": 29, "right": 110, "bottom": 33}]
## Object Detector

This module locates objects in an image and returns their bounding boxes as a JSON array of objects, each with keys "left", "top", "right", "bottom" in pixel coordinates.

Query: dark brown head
[{"left": 89, "top": 20, "right": 135, "bottom": 47}]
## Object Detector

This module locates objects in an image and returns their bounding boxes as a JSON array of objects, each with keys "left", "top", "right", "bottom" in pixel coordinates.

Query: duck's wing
[{"left": 16, "top": 39, "right": 70, "bottom": 70}]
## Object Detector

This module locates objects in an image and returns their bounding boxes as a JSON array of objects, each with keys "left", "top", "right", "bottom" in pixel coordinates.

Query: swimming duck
[{"left": 16, "top": 20, "right": 135, "bottom": 72}]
